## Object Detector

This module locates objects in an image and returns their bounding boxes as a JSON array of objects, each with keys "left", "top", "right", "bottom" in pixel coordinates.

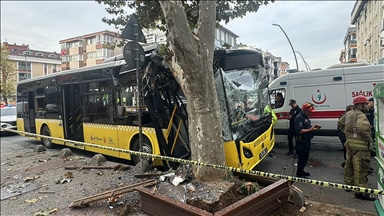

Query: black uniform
[
  {"left": 364, "top": 108, "right": 375, "bottom": 142},
  {"left": 288, "top": 106, "right": 302, "bottom": 153},
  {"left": 294, "top": 112, "right": 314, "bottom": 177}
]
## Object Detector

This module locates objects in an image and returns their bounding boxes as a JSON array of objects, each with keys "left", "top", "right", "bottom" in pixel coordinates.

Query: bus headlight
[{"left": 243, "top": 147, "right": 253, "bottom": 158}]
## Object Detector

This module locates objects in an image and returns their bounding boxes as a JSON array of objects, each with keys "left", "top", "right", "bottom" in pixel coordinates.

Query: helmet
[
  {"left": 353, "top": 95, "right": 369, "bottom": 105},
  {"left": 302, "top": 102, "right": 315, "bottom": 113}
]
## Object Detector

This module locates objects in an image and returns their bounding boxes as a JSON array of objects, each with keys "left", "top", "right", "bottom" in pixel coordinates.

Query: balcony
[
  {"left": 96, "top": 42, "right": 115, "bottom": 49},
  {"left": 61, "top": 62, "right": 69, "bottom": 69}
]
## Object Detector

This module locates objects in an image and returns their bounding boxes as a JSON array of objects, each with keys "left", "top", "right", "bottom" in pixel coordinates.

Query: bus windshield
[{"left": 215, "top": 66, "right": 270, "bottom": 141}]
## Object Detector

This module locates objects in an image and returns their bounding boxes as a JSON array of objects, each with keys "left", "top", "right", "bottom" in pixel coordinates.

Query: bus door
[
  {"left": 62, "top": 84, "right": 83, "bottom": 141},
  {"left": 23, "top": 91, "right": 36, "bottom": 133}
]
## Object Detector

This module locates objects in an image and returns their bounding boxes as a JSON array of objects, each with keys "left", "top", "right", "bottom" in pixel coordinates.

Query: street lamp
[
  {"left": 272, "top": 24, "right": 299, "bottom": 72},
  {"left": 295, "top": 51, "right": 311, "bottom": 71}
]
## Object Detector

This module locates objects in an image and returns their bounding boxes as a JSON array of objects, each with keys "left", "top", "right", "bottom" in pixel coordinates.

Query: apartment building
[
  {"left": 3, "top": 42, "right": 61, "bottom": 81},
  {"left": 1, "top": 42, "right": 61, "bottom": 103},
  {"left": 340, "top": 26, "right": 357, "bottom": 63},
  {"left": 279, "top": 62, "right": 290, "bottom": 76},
  {"left": 351, "top": 0, "right": 384, "bottom": 63},
  {"left": 59, "top": 30, "right": 122, "bottom": 71},
  {"left": 215, "top": 25, "right": 239, "bottom": 49},
  {"left": 143, "top": 24, "right": 239, "bottom": 49}
]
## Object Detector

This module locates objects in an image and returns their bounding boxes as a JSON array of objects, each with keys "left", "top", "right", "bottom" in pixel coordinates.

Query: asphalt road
[
  {"left": 258, "top": 135, "right": 377, "bottom": 213},
  {"left": 0, "top": 133, "right": 378, "bottom": 214}
]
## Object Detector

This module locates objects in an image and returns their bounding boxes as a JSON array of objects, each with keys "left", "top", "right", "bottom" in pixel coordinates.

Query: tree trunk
[{"left": 159, "top": 0, "right": 227, "bottom": 181}]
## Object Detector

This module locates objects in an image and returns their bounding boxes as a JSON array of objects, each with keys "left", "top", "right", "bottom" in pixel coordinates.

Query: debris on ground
[
  {"left": 32, "top": 207, "right": 59, "bottom": 216},
  {"left": 55, "top": 178, "right": 71, "bottom": 184},
  {"left": 24, "top": 176, "right": 40, "bottom": 182},
  {"left": 25, "top": 198, "right": 39, "bottom": 203},
  {"left": 64, "top": 172, "right": 74, "bottom": 179}
]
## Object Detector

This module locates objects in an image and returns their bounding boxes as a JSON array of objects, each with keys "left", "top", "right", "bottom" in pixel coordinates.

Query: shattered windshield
[{"left": 214, "top": 67, "right": 270, "bottom": 141}]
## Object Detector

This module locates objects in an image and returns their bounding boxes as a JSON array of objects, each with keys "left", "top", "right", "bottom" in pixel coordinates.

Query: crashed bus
[{"left": 16, "top": 43, "right": 274, "bottom": 170}]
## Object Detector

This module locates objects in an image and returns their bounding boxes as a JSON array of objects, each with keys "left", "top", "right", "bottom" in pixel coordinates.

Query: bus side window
[{"left": 82, "top": 81, "right": 115, "bottom": 124}]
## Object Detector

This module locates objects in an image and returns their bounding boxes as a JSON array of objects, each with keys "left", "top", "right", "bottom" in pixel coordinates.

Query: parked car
[{"left": 1, "top": 106, "right": 17, "bottom": 133}]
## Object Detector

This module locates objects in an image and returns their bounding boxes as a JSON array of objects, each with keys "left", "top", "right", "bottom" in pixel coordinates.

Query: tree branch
[{"left": 197, "top": 0, "right": 216, "bottom": 54}]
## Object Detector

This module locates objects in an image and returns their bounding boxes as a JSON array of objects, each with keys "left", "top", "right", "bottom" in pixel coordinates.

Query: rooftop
[
  {"left": 59, "top": 30, "right": 120, "bottom": 43},
  {"left": 3, "top": 42, "right": 61, "bottom": 60}
]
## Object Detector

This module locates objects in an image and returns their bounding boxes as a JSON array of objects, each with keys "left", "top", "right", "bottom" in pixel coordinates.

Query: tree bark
[{"left": 159, "top": 0, "right": 227, "bottom": 181}]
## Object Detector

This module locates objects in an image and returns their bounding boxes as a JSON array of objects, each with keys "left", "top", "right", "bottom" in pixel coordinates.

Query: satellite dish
[{"left": 123, "top": 41, "right": 145, "bottom": 70}]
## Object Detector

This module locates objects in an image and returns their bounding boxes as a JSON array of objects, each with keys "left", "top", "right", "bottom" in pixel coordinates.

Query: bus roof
[{"left": 17, "top": 60, "right": 126, "bottom": 85}]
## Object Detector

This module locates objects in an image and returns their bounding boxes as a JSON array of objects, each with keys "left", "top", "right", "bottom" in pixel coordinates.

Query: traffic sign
[{"left": 122, "top": 41, "right": 145, "bottom": 70}]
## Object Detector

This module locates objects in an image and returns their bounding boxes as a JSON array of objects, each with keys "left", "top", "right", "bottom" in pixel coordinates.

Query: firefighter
[
  {"left": 294, "top": 102, "right": 321, "bottom": 178},
  {"left": 338, "top": 105, "right": 354, "bottom": 168},
  {"left": 286, "top": 99, "right": 302, "bottom": 156},
  {"left": 338, "top": 95, "right": 375, "bottom": 201}
]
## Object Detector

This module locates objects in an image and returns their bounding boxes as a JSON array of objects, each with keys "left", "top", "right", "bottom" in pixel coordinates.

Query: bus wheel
[
  {"left": 42, "top": 126, "right": 54, "bottom": 149},
  {"left": 132, "top": 137, "right": 152, "bottom": 165}
]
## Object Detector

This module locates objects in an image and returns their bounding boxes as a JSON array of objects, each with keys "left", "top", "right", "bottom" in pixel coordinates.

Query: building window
[
  {"left": 70, "top": 54, "right": 83, "bottom": 62},
  {"left": 35, "top": 52, "right": 44, "bottom": 57},
  {"left": 43, "top": 64, "right": 48, "bottom": 75},
  {"left": 87, "top": 52, "right": 97, "bottom": 59},
  {"left": 69, "top": 41, "right": 82, "bottom": 48},
  {"left": 87, "top": 37, "right": 96, "bottom": 45},
  {"left": 215, "top": 29, "right": 220, "bottom": 40},
  {"left": 96, "top": 48, "right": 114, "bottom": 59},
  {"left": 62, "top": 56, "right": 69, "bottom": 63},
  {"left": 350, "top": 34, "right": 357, "bottom": 44},
  {"left": 18, "top": 72, "right": 31, "bottom": 81},
  {"left": 52, "top": 65, "right": 57, "bottom": 73},
  {"left": 23, "top": 51, "right": 33, "bottom": 56},
  {"left": 351, "top": 48, "right": 357, "bottom": 58},
  {"left": 49, "top": 54, "right": 57, "bottom": 58},
  {"left": 18, "top": 61, "right": 31, "bottom": 71},
  {"left": 221, "top": 32, "right": 225, "bottom": 42}
]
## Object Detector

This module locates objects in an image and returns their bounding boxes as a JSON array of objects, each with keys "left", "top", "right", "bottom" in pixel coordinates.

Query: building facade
[
  {"left": 1, "top": 42, "right": 61, "bottom": 103},
  {"left": 279, "top": 62, "right": 290, "bottom": 76},
  {"left": 59, "top": 30, "right": 122, "bottom": 71},
  {"left": 351, "top": 0, "right": 384, "bottom": 63},
  {"left": 143, "top": 24, "right": 239, "bottom": 49},
  {"left": 3, "top": 42, "right": 61, "bottom": 81},
  {"left": 340, "top": 26, "right": 357, "bottom": 63}
]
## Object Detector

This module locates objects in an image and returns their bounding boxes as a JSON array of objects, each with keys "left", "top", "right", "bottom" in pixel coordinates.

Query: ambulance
[{"left": 269, "top": 63, "right": 384, "bottom": 136}]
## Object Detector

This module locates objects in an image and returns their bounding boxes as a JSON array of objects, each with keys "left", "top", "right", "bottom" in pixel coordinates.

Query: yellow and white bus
[{"left": 16, "top": 45, "right": 274, "bottom": 170}]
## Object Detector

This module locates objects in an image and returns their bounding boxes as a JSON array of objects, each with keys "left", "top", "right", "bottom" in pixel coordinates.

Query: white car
[{"left": 1, "top": 107, "right": 17, "bottom": 131}]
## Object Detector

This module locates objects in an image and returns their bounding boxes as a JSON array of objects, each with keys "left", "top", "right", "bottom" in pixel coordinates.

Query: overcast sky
[{"left": 1, "top": 1, "right": 355, "bottom": 70}]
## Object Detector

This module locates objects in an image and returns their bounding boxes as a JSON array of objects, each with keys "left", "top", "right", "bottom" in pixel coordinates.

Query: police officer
[
  {"left": 294, "top": 102, "right": 321, "bottom": 178},
  {"left": 286, "top": 99, "right": 302, "bottom": 156},
  {"left": 338, "top": 95, "right": 375, "bottom": 201}
]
